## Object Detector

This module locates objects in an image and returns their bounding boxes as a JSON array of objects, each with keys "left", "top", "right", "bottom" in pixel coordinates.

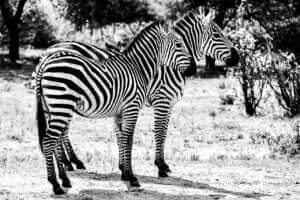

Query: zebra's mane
[
  {"left": 123, "top": 21, "right": 164, "bottom": 52},
  {"left": 174, "top": 7, "right": 211, "bottom": 27}
]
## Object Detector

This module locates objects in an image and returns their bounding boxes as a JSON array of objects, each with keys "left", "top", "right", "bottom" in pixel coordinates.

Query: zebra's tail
[
  {"left": 36, "top": 94, "right": 46, "bottom": 152},
  {"left": 35, "top": 55, "right": 49, "bottom": 152}
]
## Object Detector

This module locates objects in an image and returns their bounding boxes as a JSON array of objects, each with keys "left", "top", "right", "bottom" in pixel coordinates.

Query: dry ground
[{"left": 0, "top": 73, "right": 299, "bottom": 200}]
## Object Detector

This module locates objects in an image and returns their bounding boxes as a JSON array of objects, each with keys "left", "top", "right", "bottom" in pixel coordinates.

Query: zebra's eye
[
  {"left": 213, "top": 33, "right": 220, "bottom": 38},
  {"left": 175, "top": 42, "right": 182, "bottom": 48}
]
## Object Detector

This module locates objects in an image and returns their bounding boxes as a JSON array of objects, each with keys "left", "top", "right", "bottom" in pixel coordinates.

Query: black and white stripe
[
  {"left": 35, "top": 22, "right": 192, "bottom": 194},
  {"left": 42, "top": 7, "right": 239, "bottom": 178},
  {"left": 44, "top": 7, "right": 239, "bottom": 178}
]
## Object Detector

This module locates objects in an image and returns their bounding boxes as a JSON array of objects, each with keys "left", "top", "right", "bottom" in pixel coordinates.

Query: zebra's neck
[
  {"left": 173, "top": 12, "right": 205, "bottom": 63},
  {"left": 122, "top": 22, "right": 164, "bottom": 88}
]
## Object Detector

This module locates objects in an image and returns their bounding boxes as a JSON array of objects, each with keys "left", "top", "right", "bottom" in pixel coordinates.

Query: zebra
[
  {"left": 43, "top": 6, "right": 239, "bottom": 178},
  {"left": 42, "top": 7, "right": 239, "bottom": 178},
  {"left": 35, "top": 22, "right": 193, "bottom": 194}
]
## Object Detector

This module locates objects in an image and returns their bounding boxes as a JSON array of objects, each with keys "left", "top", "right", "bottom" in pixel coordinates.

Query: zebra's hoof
[
  {"left": 154, "top": 159, "right": 171, "bottom": 174},
  {"left": 76, "top": 162, "right": 86, "bottom": 170},
  {"left": 123, "top": 181, "right": 143, "bottom": 192},
  {"left": 53, "top": 186, "right": 65, "bottom": 195},
  {"left": 65, "top": 164, "right": 75, "bottom": 171},
  {"left": 164, "top": 167, "right": 171, "bottom": 173},
  {"left": 158, "top": 170, "right": 169, "bottom": 178},
  {"left": 62, "top": 180, "right": 72, "bottom": 188},
  {"left": 62, "top": 187, "right": 70, "bottom": 193}
]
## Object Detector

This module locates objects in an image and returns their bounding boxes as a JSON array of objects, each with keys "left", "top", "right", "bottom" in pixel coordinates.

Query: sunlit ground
[{"left": 0, "top": 74, "right": 299, "bottom": 200}]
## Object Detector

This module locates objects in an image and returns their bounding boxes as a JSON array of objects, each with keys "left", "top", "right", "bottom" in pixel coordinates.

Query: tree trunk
[{"left": 8, "top": 24, "right": 20, "bottom": 63}]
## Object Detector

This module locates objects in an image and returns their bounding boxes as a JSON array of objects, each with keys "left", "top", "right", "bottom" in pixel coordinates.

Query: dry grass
[{"left": 0, "top": 75, "right": 300, "bottom": 200}]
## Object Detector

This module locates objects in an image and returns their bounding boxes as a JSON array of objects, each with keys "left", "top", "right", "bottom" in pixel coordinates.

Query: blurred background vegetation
[
  {"left": 1, "top": 0, "right": 300, "bottom": 117},
  {"left": 0, "top": 0, "right": 300, "bottom": 156},
  {"left": 0, "top": 0, "right": 299, "bottom": 63}
]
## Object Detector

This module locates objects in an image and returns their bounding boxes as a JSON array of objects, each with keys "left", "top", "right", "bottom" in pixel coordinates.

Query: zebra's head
[
  {"left": 174, "top": 7, "right": 239, "bottom": 67},
  {"left": 157, "top": 23, "right": 193, "bottom": 75},
  {"left": 197, "top": 7, "right": 239, "bottom": 66}
]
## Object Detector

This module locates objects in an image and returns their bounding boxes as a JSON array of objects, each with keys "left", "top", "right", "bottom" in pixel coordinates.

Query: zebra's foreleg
[
  {"left": 153, "top": 103, "right": 172, "bottom": 177},
  {"left": 62, "top": 133, "right": 86, "bottom": 170},
  {"left": 114, "top": 114, "right": 122, "bottom": 171},
  {"left": 118, "top": 109, "right": 141, "bottom": 191}
]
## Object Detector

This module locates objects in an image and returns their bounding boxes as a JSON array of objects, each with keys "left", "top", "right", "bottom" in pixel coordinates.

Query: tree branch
[{"left": 14, "top": 0, "right": 27, "bottom": 23}]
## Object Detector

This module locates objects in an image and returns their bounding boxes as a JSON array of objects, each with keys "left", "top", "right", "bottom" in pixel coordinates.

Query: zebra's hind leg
[
  {"left": 44, "top": 113, "right": 74, "bottom": 194},
  {"left": 54, "top": 145, "right": 72, "bottom": 190},
  {"left": 58, "top": 140, "right": 75, "bottom": 171},
  {"left": 43, "top": 136, "right": 65, "bottom": 195},
  {"left": 153, "top": 103, "right": 172, "bottom": 177},
  {"left": 116, "top": 110, "right": 142, "bottom": 191},
  {"left": 62, "top": 134, "right": 86, "bottom": 170}
]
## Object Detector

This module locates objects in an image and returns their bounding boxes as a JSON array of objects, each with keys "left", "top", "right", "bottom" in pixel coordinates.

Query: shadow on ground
[
  {"left": 0, "top": 190, "right": 224, "bottom": 200},
  {"left": 80, "top": 189, "right": 224, "bottom": 200},
  {"left": 70, "top": 171, "right": 268, "bottom": 199}
]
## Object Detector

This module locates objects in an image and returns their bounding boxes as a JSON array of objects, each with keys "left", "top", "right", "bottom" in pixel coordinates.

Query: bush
[
  {"left": 220, "top": 94, "right": 236, "bottom": 105},
  {"left": 268, "top": 51, "right": 300, "bottom": 117},
  {"left": 227, "top": 27, "right": 269, "bottom": 116},
  {"left": 250, "top": 130, "right": 300, "bottom": 157},
  {"left": 224, "top": 0, "right": 273, "bottom": 116}
]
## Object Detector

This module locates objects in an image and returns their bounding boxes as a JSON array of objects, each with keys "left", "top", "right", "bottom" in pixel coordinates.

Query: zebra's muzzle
[{"left": 225, "top": 48, "right": 239, "bottom": 67}]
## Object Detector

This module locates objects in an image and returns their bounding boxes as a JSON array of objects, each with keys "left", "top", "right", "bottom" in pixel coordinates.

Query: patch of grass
[
  {"left": 220, "top": 94, "right": 236, "bottom": 105},
  {"left": 6, "top": 134, "right": 24, "bottom": 143},
  {"left": 218, "top": 81, "right": 226, "bottom": 89},
  {"left": 250, "top": 130, "right": 300, "bottom": 157},
  {"left": 190, "top": 153, "right": 200, "bottom": 161},
  {"left": 0, "top": 82, "right": 12, "bottom": 92}
]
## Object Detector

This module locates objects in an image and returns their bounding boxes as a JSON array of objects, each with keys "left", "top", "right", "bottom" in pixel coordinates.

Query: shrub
[
  {"left": 268, "top": 51, "right": 300, "bottom": 117},
  {"left": 224, "top": 0, "right": 274, "bottom": 116},
  {"left": 220, "top": 93, "right": 235, "bottom": 105},
  {"left": 228, "top": 27, "right": 269, "bottom": 116},
  {"left": 250, "top": 130, "right": 300, "bottom": 157}
]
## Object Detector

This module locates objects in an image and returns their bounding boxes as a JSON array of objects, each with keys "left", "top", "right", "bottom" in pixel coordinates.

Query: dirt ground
[{"left": 0, "top": 73, "right": 300, "bottom": 200}]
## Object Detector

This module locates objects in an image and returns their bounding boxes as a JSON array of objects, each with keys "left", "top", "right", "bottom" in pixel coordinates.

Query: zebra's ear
[
  {"left": 197, "top": 6, "right": 206, "bottom": 20},
  {"left": 196, "top": 7, "right": 216, "bottom": 25},
  {"left": 203, "top": 8, "right": 216, "bottom": 24}
]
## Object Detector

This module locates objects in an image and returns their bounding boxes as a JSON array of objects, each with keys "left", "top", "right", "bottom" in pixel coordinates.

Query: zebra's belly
[{"left": 73, "top": 95, "right": 123, "bottom": 119}]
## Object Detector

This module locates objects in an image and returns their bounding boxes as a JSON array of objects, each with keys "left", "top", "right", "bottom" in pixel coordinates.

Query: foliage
[
  {"left": 250, "top": 130, "right": 300, "bottom": 157},
  {"left": 0, "top": 0, "right": 57, "bottom": 49},
  {"left": 21, "top": 1, "right": 57, "bottom": 48},
  {"left": 55, "top": 21, "right": 147, "bottom": 50},
  {"left": 241, "top": 0, "right": 300, "bottom": 59},
  {"left": 226, "top": 1, "right": 270, "bottom": 116},
  {"left": 0, "top": 0, "right": 28, "bottom": 61},
  {"left": 166, "top": 0, "right": 238, "bottom": 27},
  {"left": 268, "top": 51, "right": 300, "bottom": 117},
  {"left": 63, "top": 0, "right": 156, "bottom": 30},
  {"left": 225, "top": 0, "right": 300, "bottom": 117},
  {"left": 220, "top": 93, "right": 236, "bottom": 105}
]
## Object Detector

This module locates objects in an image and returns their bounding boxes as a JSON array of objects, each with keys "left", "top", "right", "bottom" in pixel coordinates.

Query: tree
[
  {"left": 63, "top": 0, "right": 156, "bottom": 31},
  {"left": 225, "top": 0, "right": 271, "bottom": 116},
  {"left": 239, "top": 0, "right": 300, "bottom": 60},
  {"left": 0, "top": 0, "right": 28, "bottom": 62}
]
